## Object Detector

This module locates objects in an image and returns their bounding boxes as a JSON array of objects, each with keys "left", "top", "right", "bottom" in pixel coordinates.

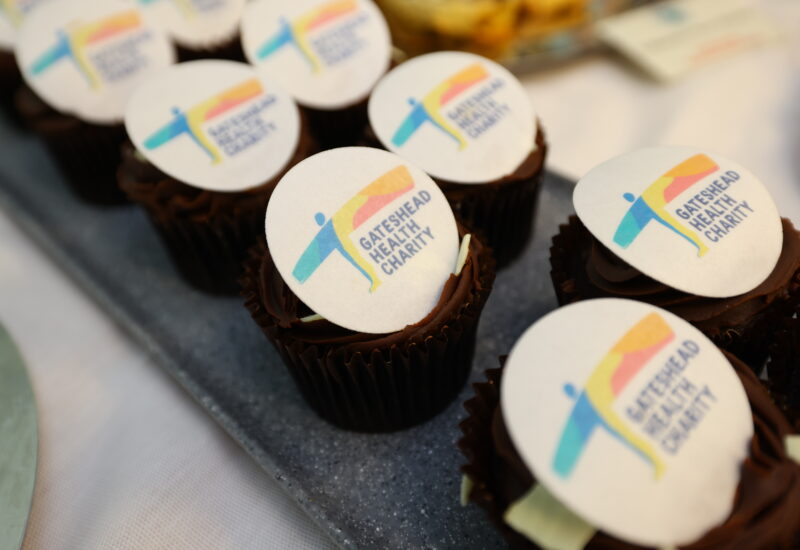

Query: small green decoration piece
[
  {"left": 503, "top": 484, "right": 596, "bottom": 550},
  {"left": 460, "top": 475, "right": 473, "bottom": 507},
  {"left": 786, "top": 435, "right": 800, "bottom": 464}
]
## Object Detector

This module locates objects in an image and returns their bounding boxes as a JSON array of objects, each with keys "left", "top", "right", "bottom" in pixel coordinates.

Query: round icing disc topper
[
  {"left": 16, "top": 0, "right": 175, "bottom": 124},
  {"left": 241, "top": 0, "right": 391, "bottom": 110},
  {"left": 0, "top": 0, "right": 51, "bottom": 50},
  {"left": 573, "top": 146, "right": 782, "bottom": 298},
  {"left": 266, "top": 147, "right": 460, "bottom": 334},
  {"left": 125, "top": 60, "right": 300, "bottom": 193},
  {"left": 368, "top": 51, "right": 537, "bottom": 184},
  {"left": 137, "top": 0, "right": 245, "bottom": 49},
  {"left": 502, "top": 298, "right": 753, "bottom": 548}
]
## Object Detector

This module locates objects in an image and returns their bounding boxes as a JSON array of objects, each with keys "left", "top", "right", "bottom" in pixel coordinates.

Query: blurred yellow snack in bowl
[{"left": 376, "top": 0, "right": 652, "bottom": 66}]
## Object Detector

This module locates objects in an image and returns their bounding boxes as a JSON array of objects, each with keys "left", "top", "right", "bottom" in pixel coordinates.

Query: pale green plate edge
[{"left": 0, "top": 323, "right": 38, "bottom": 550}]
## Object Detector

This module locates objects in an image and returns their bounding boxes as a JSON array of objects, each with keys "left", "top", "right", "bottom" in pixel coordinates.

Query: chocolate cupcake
[
  {"left": 240, "top": 0, "right": 392, "bottom": 149},
  {"left": 551, "top": 215, "right": 800, "bottom": 369},
  {"left": 241, "top": 147, "right": 495, "bottom": 431},
  {"left": 121, "top": 60, "right": 314, "bottom": 293},
  {"left": 459, "top": 299, "right": 800, "bottom": 550},
  {"left": 14, "top": 0, "right": 175, "bottom": 203},
  {"left": 137, "top": 0, "right": 246, "bottom": 62},
  {"left": 551, "top": 147, "right": 799, "bottom": 371},
  {"left": 366, "top": 51, "right": 547, "bottom": 267}
]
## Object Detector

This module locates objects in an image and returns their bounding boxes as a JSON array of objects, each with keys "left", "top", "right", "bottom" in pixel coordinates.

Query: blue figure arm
[
  {"left": 391, "top": 101, "right": 430, "bottom": 147},
  {"left": 553, "top": 394, "right": 601, "bottom": 478},
  {"left": 29, "top": 34, "right": 70, "bottom": 75},
  {"left": 293, "top": 221, "right": 337, "bottom": 283},
  {"left": 144, "top": 110, "right": 190, "bottom": 151},
  {"left": 613, "top": 196, "right": 655, "bottom": 248},
  {"left": 257, "top": 18, "right": 293, "bottom": 60}
]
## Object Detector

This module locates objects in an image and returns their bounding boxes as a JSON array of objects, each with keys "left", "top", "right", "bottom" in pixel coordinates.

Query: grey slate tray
[{"left": 0, "top": 116, "right": 574, "bottom": 549}]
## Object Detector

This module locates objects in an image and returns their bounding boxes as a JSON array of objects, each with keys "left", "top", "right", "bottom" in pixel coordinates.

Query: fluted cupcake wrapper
[
  {"left": 442, "top": 169, "right": 542, "bottom": 269},
  {"left": 23, "top": 109, "right": 128, "bottom": 204},
  {"left": 240, "top": 238, "right": 495, "bottom": 432},
  {"left": 142, "top": 208, "right": 264, "bottom": 294},
  {"left": 0, "top": 52, "right": 24, "bottom": 127},
  {"left": 550, "top": 216, "right": 800, "bottom": 373},
  {"left": 457, "top": 366, "right": 537, "bottom": 550},
  {"left": 175, "top": 34, "right": 246, "bottom": 63},
  {"left": 303, "top": 101, "right": 370, "bottom": 150}
]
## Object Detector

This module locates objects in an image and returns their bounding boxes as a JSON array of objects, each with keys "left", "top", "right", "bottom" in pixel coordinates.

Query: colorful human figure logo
[
  {"left": 553, "top": 313, "right": 675, "bottom": 480},
  {"left": 613, "top": 154, "right": 719, "bottom": 257},
  {"left": 29, "top": 10, "right": 143, "bottom": 89},
  {"left": 256, "top": 0, "right": 357, "bottom": 73},
  {"left": 391, "top": 62, "right": 489, "bottom": 151},
  {"left": 143, "top": 78, "right": 264, "bottom": 164},
  {"left": 293, "top": 165, "right": 415, "bottom": 292}
]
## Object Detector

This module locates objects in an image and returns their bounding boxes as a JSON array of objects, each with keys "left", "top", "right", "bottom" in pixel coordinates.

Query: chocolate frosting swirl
[
  {"left": 251, "top": 226, "right": 491, "bottom": 355},
  {"left": 117, "top": 117, "right": 317, "bottom": 222},
  {"left": 461, "top": 354, "right": 800, "bottom": 549},
  {"left": 551, "top": 216, "right": 800, "bottom": 341}
]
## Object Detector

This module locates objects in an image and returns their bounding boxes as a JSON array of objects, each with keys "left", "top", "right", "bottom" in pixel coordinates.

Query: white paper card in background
[
  {"left": 126, "top": 60, "right": 300, "bottom": 193},
  {"left": 368, "top": 51, "right": 536, "bottom": 184},
  {"left": 137, "top": 0, "right": 245, "bottom": 49},
  {"left": 597, "top": 0, "right": 780, "bottom": 82},
  {"left": 573, "top": 146, "right": 782, "bottom": 298},
  {"left": 0, "top": 0, "right": 50, "bottom": 50},
  {"left": 266, "top": 147, "right": 459, "bottom": 334},
  {"left": 241, "top": 0, "right": 390, "bottom": 110},
  {"left": 15, "top": 0, "right": 174, "bottom": 124},
  {"left": 502, "top": 298, "right": 753, "bottom": 548}
]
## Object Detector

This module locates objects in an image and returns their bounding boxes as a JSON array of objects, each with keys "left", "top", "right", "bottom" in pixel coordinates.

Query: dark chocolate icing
[
  {"left": 551, "top": 216, "right": 800, "bottom": 352},
  {"left": 462, "top": 354, "right": 800, "bottom": 549},
  {"left": 117, "top": 118, "right": 317, "bottom": 222},
  {"left": 254, "top": 226, "right": 490, "bottom": 354}
]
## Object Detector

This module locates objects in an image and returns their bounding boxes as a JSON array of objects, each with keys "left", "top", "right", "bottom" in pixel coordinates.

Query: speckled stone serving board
[{"left": 0, "top": 116, "right": 574, "bottom": 549}]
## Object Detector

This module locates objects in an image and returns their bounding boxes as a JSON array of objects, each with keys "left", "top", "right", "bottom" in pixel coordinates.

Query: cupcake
[
  {"left": 0, "top": 0, "right": 51, "bottom": 125},
  {"left": 14, "top": 0, "right": 175, "bottom": 203},
  {"left": 459, "top": 299, "right": 800, "bottom": 549},
  {"left": 550, "top": 147, "right": 800, "bottom": 372},
  {"left": 137, "top": 0, "right": 246, "bottom": 62},
  {"left": 240, "top": 147, "right": 495, "bottom": 431},
  {"left": 121, "top": 60, "right": 314, "bottom": 293},
  {"left": 240, "top": 0, "right": 392, "bottom": 149},
  {"left": 365, "top": 51, "right": 547, "bottom": 267}
]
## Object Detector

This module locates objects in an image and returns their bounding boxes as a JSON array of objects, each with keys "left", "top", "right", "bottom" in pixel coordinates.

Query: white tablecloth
[{"left": 4, "top": 1, "right": 798, "bottom": 548}]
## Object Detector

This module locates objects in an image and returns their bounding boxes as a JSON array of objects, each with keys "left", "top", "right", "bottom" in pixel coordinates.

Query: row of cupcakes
[{"left": 5, "top": 0, "right": 547, "bottom": 284}]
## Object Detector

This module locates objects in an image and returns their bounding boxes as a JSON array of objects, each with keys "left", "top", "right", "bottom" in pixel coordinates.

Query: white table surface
[{"left": 4, "top": 1, "right": 798, "bottom": 548}]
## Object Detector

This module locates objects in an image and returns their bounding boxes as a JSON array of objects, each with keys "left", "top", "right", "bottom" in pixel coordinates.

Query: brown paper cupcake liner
[
  {"left": 457, "top": 365, "right": 536, "bottom": 550},
  {"left": 303, "top": 100, "right": 370, "bottom": 150},
  {"left": 0, "top": 51, "right": 24, "bottom": 127},
  {"left": 240, "top": 236, "right": 495, "bottom": 431},
  {"left": 14, "top": 86, "right": 128, "bottom": 204},
  {"left": 550, "top": 215, "right": 800, "bottom": 373},
  {"left": 441, "top": 169, "right": 543, "bottom": 268},
  {"left": 143, "top": 208, "right": 265, "bottom": 294},
  {"left": 175, "top": 34, "right": 246, "bottom": 63}
]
